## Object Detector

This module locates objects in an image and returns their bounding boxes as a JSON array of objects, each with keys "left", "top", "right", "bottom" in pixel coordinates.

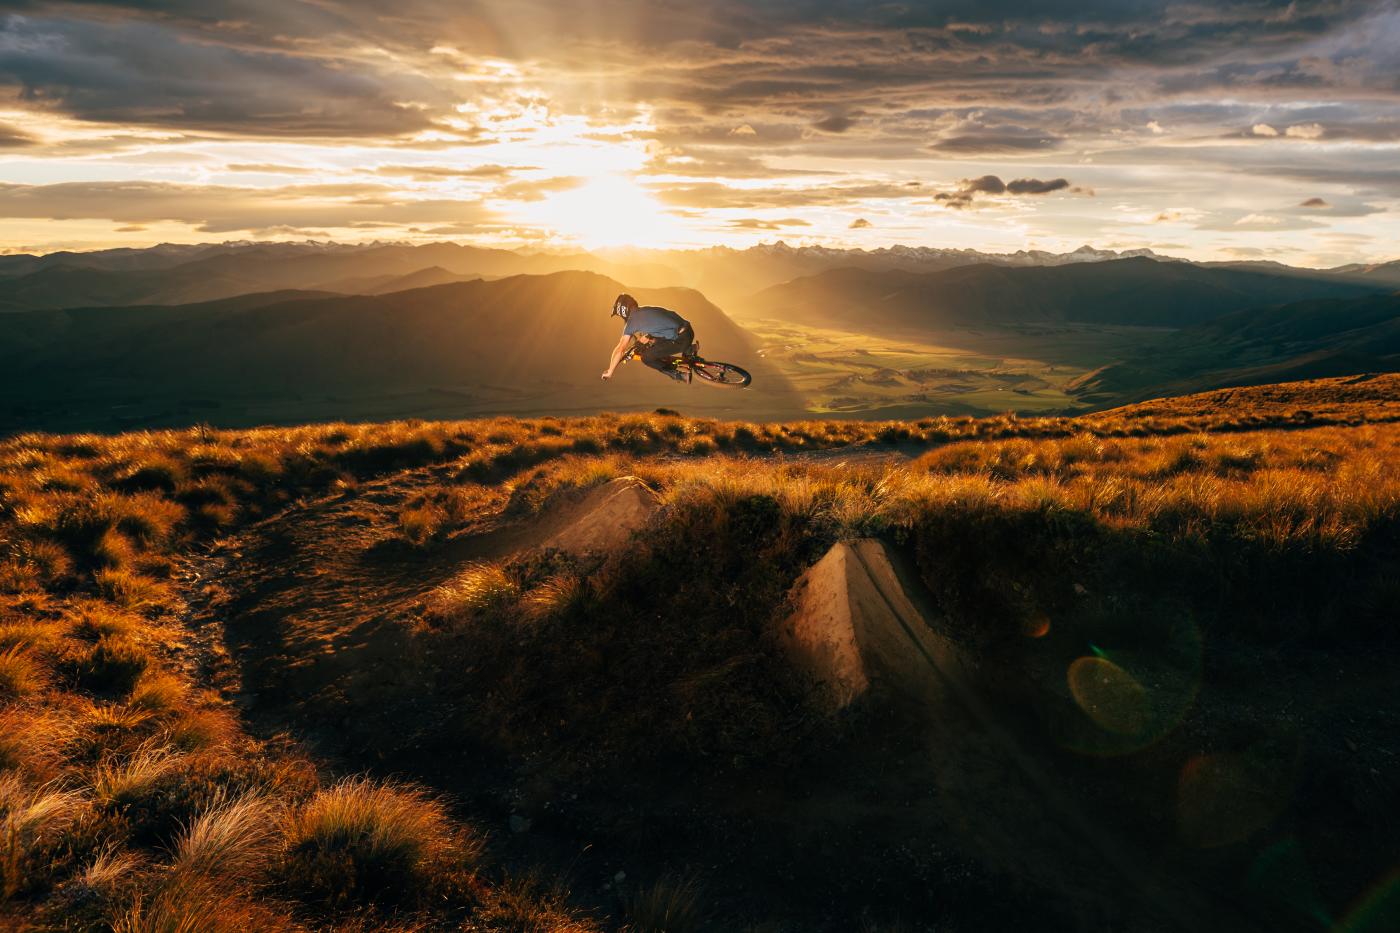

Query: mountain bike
[{"left": 624, "top": 342, "right": 752, "bottom": 387}]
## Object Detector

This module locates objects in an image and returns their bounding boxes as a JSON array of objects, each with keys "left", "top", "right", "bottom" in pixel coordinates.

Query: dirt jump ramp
[
  {"left": 776, "top": 539, "right": 967, "bottom": 713},
  {"left": 539, "top": 477, "right": 660, "bottom": 557}
]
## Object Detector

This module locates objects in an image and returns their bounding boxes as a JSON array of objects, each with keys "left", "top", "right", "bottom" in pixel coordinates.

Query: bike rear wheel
[{"left": 687, "top": 359, "right": 752, "bottom": 387}]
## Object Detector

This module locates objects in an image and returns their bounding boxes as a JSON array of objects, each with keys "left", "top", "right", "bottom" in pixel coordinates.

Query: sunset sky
[{"left": 1, "top": 0, "right": 1398, "bottom": 265}]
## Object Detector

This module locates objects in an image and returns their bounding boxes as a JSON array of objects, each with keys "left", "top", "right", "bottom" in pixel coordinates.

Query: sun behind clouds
[{"left": 511, "top": 173, "right": 690, "bottom": 249}]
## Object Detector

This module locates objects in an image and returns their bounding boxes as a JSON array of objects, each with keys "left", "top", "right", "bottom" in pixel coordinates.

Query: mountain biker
[{"left": 601, "top": 293, "right": 695, "bottom": 383}]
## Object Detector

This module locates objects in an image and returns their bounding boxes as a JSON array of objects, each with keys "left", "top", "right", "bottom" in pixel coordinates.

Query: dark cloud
[
  {"left": 964, "top": 175, "right": 1007, "bottom": 195},
  {"left": 0, "top": 13, "right": 447, "bottom": 136},
  {"left": 934, "top": 175, "right": 1075, "bottom": 208},
  {"left": 849, "top": 217, "right": 871, "bottom": 228},
  {"left": 928, "top": 128, "right": 1062, "bottom": 154},
  {"left": 1300, "top": 196, "right": 1330, "bottom": 207},
  {"left": 1006, "top": 177, "right": 1070, "bottom": 195},
  {"left": 813, "top": 114, "right": 856, "bottom": 133}
]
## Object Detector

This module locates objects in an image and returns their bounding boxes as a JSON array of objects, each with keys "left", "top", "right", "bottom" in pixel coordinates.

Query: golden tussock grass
[
  {"left": 421, "top": 562, "right": 519, "bottom": 626},
  {"left": 69, "top": 633, "right": 151, "bottom": 696},
  {"left": 161, "top": 707, "right": 238, "bottom": 753},
  {"left": 473, "top": 873, "right": 601, "bottom": 933},
  {"left": 74, "top": 844, "right": 143, "bottom": 897},
  {"left": 69, "top": 600, "right": 143, "bottom": 640},
  {"left": 110, "top": 879, "right": 297, "bottom": 933},
  {"left": 127, "top": 671, "right": 188, "bottom": 715},
  {"left": 0, "top": 374, "right": 1395, "bottom": 929},
  {"left": 94, "top": 568, "right": 169, "bottom": 609},
  {"left": 170, "top": 790, "right": 278, "bottom": 882},
  {"left": 0, "top": 776, "right": 88, "bottom": 900},
  {"left": 0, "top": 710, "right": 69, "bottom": 781},
  {"left": 91, "top": 743, "right": 184, "bottom": 809},
  {"left": 519, "top": 573, "right": 584, "bottom": 623},
  {"left": 279, "top": 777, "right": 479, "bottom": 909},
  {"left": 0, "top": 646, "right": 44, "bottom": 698},
  {"left": 0, "top": 620, "right": 63, "bottom": 655}
]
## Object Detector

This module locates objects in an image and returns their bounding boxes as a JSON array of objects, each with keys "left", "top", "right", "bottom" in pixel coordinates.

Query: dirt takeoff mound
[
  {"left": 193, "top": 473, "right": 661, "bottom": 760},
  {"left": 776, "top": 538, "right": 968, "bottom": 713},
  {"left": 539, "top": 477, "right": 659, "bottom": 557}
]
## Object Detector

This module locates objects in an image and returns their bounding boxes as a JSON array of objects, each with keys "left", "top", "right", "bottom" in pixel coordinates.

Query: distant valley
[{"left": 2, "top": 239, "right": 1397, "bottom": 433}]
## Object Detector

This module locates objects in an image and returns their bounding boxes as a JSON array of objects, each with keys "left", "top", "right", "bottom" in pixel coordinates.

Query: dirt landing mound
[
  {"left": 539, "top": 477, "right": 659, "bottom": 557},
  {"left": 777, "top": 539, "right": 966, "bottom": 712}
]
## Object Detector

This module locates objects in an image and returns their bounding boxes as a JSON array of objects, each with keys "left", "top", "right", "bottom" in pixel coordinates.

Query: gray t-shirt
[{"left": 623, "top": 306, "right": 687, "bottom": 341}]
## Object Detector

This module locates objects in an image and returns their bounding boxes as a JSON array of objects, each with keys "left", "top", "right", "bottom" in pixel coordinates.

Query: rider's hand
[{"left": 601, "top": 371, "right": 612, "bottom": 381}]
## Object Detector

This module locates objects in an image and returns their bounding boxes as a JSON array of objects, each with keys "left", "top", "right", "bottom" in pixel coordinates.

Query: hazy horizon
[{"left": 1, "top": 1, "right": 1398, "bottom": 266}]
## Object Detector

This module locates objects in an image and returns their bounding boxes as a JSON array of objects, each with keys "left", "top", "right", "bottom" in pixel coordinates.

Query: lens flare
[
  {"left": 1052, "top": 614, "right": 1203, "bottom": 757},
  {"left": 1337, "top": 868, "right": 1400, "bottom": 933},
  {"left": 1177, "top": 745, "right": 1295, "bottom": 848},
  {"left": 1067, "top": 656, "right": 1149, "bottom": 736}
]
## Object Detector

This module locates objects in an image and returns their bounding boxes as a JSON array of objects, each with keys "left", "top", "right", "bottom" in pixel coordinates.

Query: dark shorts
[{"left": 639, "top": 325, "right": 694, "bottom": 372}]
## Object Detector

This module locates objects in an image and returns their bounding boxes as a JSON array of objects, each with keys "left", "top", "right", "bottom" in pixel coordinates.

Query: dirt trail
[
  {"left": 178, "top": 460, "right": 473, "bottom": 748},
  {"left": 178, "top": 462, "right": 660, "bottom": 759}
]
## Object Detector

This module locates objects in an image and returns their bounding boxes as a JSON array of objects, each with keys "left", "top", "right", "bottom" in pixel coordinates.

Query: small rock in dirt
[
  {"left": 1074, "top": 583, "right": 1089, "bottom": 596},
  {"left": 614, "top": 871, "right": 626, "bottom": 883},
  {"left": 509, "top": 814, "right": 532, "bottom": 833}
]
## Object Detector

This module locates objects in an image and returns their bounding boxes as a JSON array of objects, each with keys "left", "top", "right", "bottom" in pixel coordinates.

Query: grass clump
[
  {"left": 0, "top": 710, "right": 67, "bottom": 780},
  {"left": 162, "top": 708, "right": 236, "bottom": 753},
  {"left": 0, "top": 775, "right": 88, "bottom": 900},
  {"left": 398, "top": 485, "right": 485, "bottom": 545},
  {"left": 170, "top": 790, "right": 278, "bottom": 882},
  {"left": 279, "top": 777, "right": 475, "bottom": 909},
  {"left": 94, "top": 568, "right": 168, "bottom": 609},
  {"left": 623, "top": 873, "right": 706, "bottom": 933},
  {"left": 111, "top": 881, "right": 293, "bottom": 933},
  {"left": 70, "top": 601, "right": 143, "bottom": 640},
  {"left": 0, "top": 646, "right": 43, "bottom": 698},
  {"left": 92, "top": 744, "right": 184, "bottom": 809},
  {"left": 71, "top": 634, "right": 151, "bottom": 696},
  {"left": 421, "top": 562, "right": 519, "bottom": 626},
  {"left": 128, "top": 671, "right": 187, "bottom": 715},
  {"left": 0, "top": 621, "right": 64, "bottom": 654}
]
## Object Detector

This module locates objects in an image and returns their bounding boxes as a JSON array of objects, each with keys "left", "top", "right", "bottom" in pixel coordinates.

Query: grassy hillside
[
  {"left": 1070, "top": 293, "right": 1400, "bottom": 406},
  {"left": 0, "top": 271, "right": 795, "bottom": 434},
  {"left": 2, "top": 374, "right": 1398, "bottom": 930},
  {"left": 745, "top": 257, "right": 1384, "bottom": 333}
]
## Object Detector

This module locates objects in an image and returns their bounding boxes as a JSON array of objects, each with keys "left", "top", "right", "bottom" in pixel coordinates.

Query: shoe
[{"left": 667, "top": 369, "right": 688, "bottom": 383}]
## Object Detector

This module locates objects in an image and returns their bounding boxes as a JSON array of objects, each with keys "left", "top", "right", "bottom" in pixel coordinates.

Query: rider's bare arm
[{"left": 601, "top": 334, "right": 635, "bottom": 381}]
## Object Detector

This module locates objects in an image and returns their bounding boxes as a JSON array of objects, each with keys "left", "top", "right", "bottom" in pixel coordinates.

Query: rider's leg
[{"left": 640, "top": 335, "right": 690, "bottom": 380}]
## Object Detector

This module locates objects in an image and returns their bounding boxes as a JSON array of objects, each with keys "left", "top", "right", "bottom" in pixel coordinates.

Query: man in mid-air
[{"left": 600, "top": 293, "right": 695, "bottom": 383}]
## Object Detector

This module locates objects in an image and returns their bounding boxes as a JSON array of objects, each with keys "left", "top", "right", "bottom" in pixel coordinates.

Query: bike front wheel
[{"left": 687, "top": 359, "right": 752, "bottom": 387}]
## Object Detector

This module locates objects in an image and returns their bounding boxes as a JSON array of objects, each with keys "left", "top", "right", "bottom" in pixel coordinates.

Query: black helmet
[{"left": 612, "top": 293, "right": 638, "bottom": 319}]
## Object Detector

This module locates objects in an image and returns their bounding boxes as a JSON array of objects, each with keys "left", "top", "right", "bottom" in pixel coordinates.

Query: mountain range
[
  {"left": 9, "top": 239, "right": 1394, "bottom": 316},
  {"left": 742, "top": 257, "right": 1387, "bottom": 331},
  {"left": 0, "top": 272, "right": 793, "bottom": 433}
]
